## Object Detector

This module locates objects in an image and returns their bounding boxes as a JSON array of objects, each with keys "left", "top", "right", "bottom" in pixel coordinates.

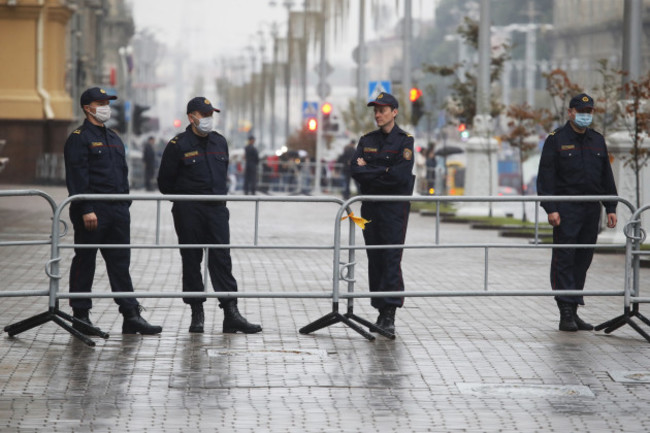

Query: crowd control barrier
[
  {"left": 4, "top": 194, "right": 352, "bottom": 346},
  {"left": 594, "top": 203, "right": 650, "bottom": 341},
  {"left": 299, "top": 195, "right": 637, "bottom": 341},
  {"left": 3, "top": 193, "right": 645, "bottom": 345}
]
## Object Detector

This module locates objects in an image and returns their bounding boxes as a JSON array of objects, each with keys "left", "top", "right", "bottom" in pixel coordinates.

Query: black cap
[
  {"left": 80, "top": 87, "right": 117, "bottom": 107},
  {"left": 569, "top": 93, "right": 594, "bottom": 109},
  {"left": 367, "top": 92, "right": 399, "bottom": 109},
  {"left": 186, "top": 97, "right": 220, "bottom": 114}
]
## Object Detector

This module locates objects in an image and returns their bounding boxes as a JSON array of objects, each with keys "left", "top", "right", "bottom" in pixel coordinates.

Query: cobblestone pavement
[{"left": 2, "top": 185, "right": 650, "bottom": 432}]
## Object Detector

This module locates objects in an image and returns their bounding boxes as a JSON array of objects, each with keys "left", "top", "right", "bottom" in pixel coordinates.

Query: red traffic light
[
  {"left": 458, "top": 123, "right": 466, "bottom": 132},
  {"left": 321, "top": 102, "right": 332, "bottom": 115},
  {"left": 307, "top": 117, "right": 318, "bottom": 131},
  {"left": 409, "top": 88, "right": 422, "bottom": 102}
]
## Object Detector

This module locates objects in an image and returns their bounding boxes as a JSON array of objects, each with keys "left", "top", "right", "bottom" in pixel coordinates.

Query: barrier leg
[
  {"left": 300, "top": 303, "right": 376, "bottom": 341},
  {"left": 596, "top": 304, "right": 650, "bottom": 342},
  {"left": 4, "top": 306, "right": 108, "bottom": 346},
  {"left": 345, "top": 312, "right": 395, "bottom": 340}
]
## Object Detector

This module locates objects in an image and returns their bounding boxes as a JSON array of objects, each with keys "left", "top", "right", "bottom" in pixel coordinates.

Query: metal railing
[{"left": 3, "top": 191, "right": 648, "bottom": 344}]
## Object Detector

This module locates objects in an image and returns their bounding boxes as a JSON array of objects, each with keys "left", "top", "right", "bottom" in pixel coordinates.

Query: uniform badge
[
  {"left": 184, "top": 150, "right": 199, "bottom": 158},
  {"left": 403, "top": 148, "right": 413, "bottom": 160},
  {"left": 204, "top": 99, "right": 210, "bottom": 105},
  {"left": 364, "top": 147, "right": 378, "bottom": 153},
  {"left": 100, "top": 89, "right": 106, "bottom": 94},
  {"left": 561, "top": 145, "right": 575, "bottom": 151},
  {"left": 91, "top": 142, "right": 103, "bottom": 147},
  {"left": 582, "top": 96, "right": 589, "bottom": 102},
  {"left": 377, "top": 93, "right": 384, "bottom": 99}
]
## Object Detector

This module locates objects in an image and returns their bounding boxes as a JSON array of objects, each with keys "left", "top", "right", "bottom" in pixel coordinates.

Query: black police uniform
[
  {"left": 157, "top": 125, "right": 238, "bottom": 306},
  {"left": 351, "top": 124, "right": 415, "bottom": 309},
  {"left": 64, "top": 118, "right": 138, "bottom": 310},
  {"left": 537, "top": 121, "right": 617, "bottom": 305},
  {"left": 244, "top": 141, "right": 259, "bottom": 195}
]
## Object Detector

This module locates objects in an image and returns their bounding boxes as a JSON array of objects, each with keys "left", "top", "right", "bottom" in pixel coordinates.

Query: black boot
[
  {"left": 72, "top": 308, "right": 96, "bottom": 335},
  {"left": 221, "top": 302, "right": 262, "bottom": 334},
  {"left": 572, "top": 304, "right": 594, "bottom": 331},
  {"left": 557, "top": 301, "right": 578, "bottom": 332},
  {"left": 379, "top": 306, "right": 396, "bottom": 334},
  {"left": 120, "top": 305, "right": 163, "bottom": 335},
  {"left": 189, "top": 304, "right": 205, "bottom": 333},
  {"left": 369, "top": 309, "right": 388, "bottom": 333}
]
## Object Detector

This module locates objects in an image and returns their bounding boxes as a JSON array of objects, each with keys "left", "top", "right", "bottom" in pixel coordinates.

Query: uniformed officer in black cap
[
  {"left": 64, "top": 87, "right": 162, "bottom": 335},
  {"left": 537, "top": 92, "right": 618, "bottom": 332},
  {"left": 243, "top": 135, "right": 259, "bottom": 195},
  {"left": 350, "top": 92, "right": 415, "bottom": 335},
  {"left": 158, "top": 96, "right": 262, "bottom": 334}
]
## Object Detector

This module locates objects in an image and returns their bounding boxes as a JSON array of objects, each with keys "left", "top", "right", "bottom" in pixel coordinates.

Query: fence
[{"left": 2, "top": 191, "right": 648, "bottom": 346}]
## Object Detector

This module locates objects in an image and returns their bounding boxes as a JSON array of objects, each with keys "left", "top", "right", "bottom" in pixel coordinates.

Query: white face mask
[
  {"left": 192, "top": 115, "right": 213, "bottom": 134},
  {"left": 90, "top": 105, "right": 111, "bottom": 123}
]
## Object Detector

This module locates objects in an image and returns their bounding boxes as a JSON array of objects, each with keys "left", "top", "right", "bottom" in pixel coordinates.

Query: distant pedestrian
[
  {"left": 158, "top": 96, "right": 262, "bottom": 334},
  {"left": 338, "top": 140, "right": 356, "bottom": 199},
  {"left": 351, "top": 92, "right": 415, "bottom": 335},
  {"left": 537, "top": 93, "right": 618, "bottom": 332},
  {"left": 143, "top": 136, "right": 156, "bottom": 191},
  {"left": 63, "top": 87, "right": 162, "bottom": 335},
  {"left": 243, "top": 135, "right": 259, "bottom": 195}
]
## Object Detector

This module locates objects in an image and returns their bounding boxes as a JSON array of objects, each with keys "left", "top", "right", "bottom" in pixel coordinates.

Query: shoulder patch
[
  {"left": 403, "top": 148, "right": 413, "bottom": 160},
  {"left": 72, "top": 129, "right": 82, "bottom": 135}
]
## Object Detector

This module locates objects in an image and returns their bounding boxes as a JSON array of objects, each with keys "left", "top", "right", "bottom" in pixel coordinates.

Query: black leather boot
[
  {"left": 120, "top": 305, "right": 163, "bottom": 335},
  {"left": 380, "top": 306, "right": 396, "bottom": 334},
  {"left": 572, "top": 304, "right": 594, "bottom": 331},
  {"left": 72, "top": 308, "right": 95, "bottom": 335},
  {"left": 189, "top": 304, "right": 205, "bottom": 333},
  {"left": 557, "top": 301, "right": 578, "bottom": 332},
  {"left": 369, "top": 309, "right": 387, "bottom": 333},
  {"left": 221, "top": 302, "right": 262, "bottom": 334}
]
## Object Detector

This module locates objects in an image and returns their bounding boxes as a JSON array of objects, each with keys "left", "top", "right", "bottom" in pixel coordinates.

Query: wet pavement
[{"left": 2, "top": 185, "right": 650, "bottom": 432}]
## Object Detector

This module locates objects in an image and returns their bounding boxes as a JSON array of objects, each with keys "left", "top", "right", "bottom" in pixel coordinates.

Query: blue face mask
[{"left": 574, "top": 113, "right": 593, "bottom": 128}]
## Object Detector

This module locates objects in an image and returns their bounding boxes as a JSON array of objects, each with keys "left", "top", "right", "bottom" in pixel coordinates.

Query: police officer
[
  {"left": 351, "top": 92, "right": 415, "bottom": 335},
  {"left": 537, "top": 93, "right": 618, "bottom": 332},
  {"left": 243, "top": 135, "right": 259, "bottom": 195},
  {"left": 64, "top": 87, "right": 162, "bottom": 335},
  {"left": 158, "top": 97, "right": 262, "bottom": 334}
]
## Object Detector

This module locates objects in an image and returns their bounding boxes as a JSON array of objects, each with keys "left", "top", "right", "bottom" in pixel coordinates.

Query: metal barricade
[
  {"left": 4, "top": 193, "right": 352, "bottom": 346},
  {"left": 594, "top": 203, "right": 650, "bottom": 341},
  {"left": 0, "top": 189, "right": 66, "bottom": 298},
  {"left": 300, "top": 195, "right": 637, "bottom": 340}
]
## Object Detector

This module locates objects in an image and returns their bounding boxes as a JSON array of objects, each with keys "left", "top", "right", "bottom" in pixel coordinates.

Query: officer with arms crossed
[
  {"left": 64, "top": 87, "right": 162, "bottom": 335},
  {"left": 537, "top": 93, "right": 618, "bottom": 332},
  {"left": 351, "top": 92, "right": 415, "bottom": 335},
  {"left": 158, "top": 97, "right": 262, "bottom": 334}
]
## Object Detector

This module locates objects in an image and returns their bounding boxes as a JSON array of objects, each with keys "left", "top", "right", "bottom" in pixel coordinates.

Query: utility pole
[
  {"left": 356, "top": 0, "right": 366, "bottom": 103},
  {"left": 402, "top": 0, "right": 412, "bottom": 99}
]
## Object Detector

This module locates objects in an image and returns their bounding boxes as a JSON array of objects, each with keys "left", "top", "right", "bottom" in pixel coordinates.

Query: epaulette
[
  {"left": 170, "top": 136, "right": 179, "bottom": 144},
  {"left": 72, "top": 129, "right": 82, "bottom": 135}
]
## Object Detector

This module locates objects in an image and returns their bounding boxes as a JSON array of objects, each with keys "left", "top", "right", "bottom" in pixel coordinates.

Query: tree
[
  {"left": 619, "top": 73, "right": 650, "bottom": 208},
  {"left": 502, "top": 104, "right": 553, "bottom": 221},
  {"left": 340, "top": 97, "right": 377, "bottom": 136},
  {"left": 542, "top": 69, "right": 581, "bottom": 125}
]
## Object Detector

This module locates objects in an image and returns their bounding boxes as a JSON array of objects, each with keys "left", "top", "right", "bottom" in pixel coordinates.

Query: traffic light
[
  {"left": 133, "top": 104, "right": 151, "bottom": 135},
  {"left": 106, "top": 102, "right": 126, "bottom": 133},
  {"left": 306, "top": 117, "right": 318, "bottom": 133},
  {"left": 321, "top": 102, "right": 338, "bottom": 132},
  {"left": 409, "top": 87, "right": 424, "bottom": 125},
  {"left": 458, "top": 121, "right": 469, "bottom": 140}
]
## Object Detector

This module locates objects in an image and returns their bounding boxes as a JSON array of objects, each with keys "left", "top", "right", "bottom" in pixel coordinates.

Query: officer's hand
[
  {"left": 356, "top": 157, "right": 366, "bottom": 167},
  {"left": 82, "top": 212, "right": 98, "bottom": 231},
  {"left": 607, "top": 213, "right": 617, "bottom": 228},
  {"left": 547, "top": 212, "right": 561, "bottom": 227}
]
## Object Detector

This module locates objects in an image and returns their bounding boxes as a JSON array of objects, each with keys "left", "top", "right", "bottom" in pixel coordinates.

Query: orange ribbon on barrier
[{"left": 341, "top": 212, "right": 371, "bottom": 230}]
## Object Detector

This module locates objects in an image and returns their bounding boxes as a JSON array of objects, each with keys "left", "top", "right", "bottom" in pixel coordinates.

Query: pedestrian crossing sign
[
  {"left": 302, "top": 101, "right": 318, "bottom": 120},
  {"left": 368, "top": 81, "right": 391, "bottom": 101}
]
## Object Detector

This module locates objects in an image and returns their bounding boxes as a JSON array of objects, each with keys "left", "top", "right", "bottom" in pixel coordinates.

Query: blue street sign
[
  {"left": 368, "top": 81, "right": 391, "bottom": 101},
  {"left": 124, "top": 100, "right": 132, "bottom": 122},
  {"left": 302, "top": 101, "right": 318, "bottom": 120}
]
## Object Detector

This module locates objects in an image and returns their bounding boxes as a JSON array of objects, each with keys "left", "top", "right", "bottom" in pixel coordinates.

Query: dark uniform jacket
[
  {"left": 64, "top": 119, "right": 130, "bottom": 215},
  {"left": 244, "top": 144, "right": 259, "bottom": 173},
  {"left": 537, "top": 121, "right": 617, "bottom": 214},
  {"left": 157, "top": 125, "right": 229, "bottom": 195},
  {"left": 350, "top": 124, "right": 415, "bottom": 195}
]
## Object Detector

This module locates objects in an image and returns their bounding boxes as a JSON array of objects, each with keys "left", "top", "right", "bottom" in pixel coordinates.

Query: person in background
[
  {"left": 143, "top": 136, "right": 156, "bottom": 191},
  {"left": 243, "top": 135, "right": 259, "bottom": 195},
  {"left": 338, "top": 139, "right": 356, "bottom": 200}
]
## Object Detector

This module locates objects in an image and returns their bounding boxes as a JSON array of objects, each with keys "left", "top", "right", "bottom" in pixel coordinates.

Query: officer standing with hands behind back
[
  {"left": 537, "top": 93, "right": 618, "bottom": 332},
  {"left": 64, "top": 87, "right": 162, "bottom": 335},
  {"left": 158, "top": 97, "right": 262, "bottom": 334},
  {"left": 351, "top": 92, "right": 415, "bottom": 335}
]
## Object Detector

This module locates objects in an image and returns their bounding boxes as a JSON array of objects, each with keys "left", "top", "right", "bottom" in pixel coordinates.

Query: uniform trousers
[
  {"left": 69, "top": 202, "right": 138, "bottom": 310},
  {"left": 551, "top": 202, "right": 601, "bottom": 305},
  {"left": 361, "top": 200, "right": 410, "bottom": 309},
  {"left": 171, "top": 201, "right": 238, "bottom": 305}
]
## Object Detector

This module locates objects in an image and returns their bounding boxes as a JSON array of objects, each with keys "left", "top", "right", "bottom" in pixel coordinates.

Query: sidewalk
[{"left": 2, "top": 185, "right": 650, "bottom": 432}]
